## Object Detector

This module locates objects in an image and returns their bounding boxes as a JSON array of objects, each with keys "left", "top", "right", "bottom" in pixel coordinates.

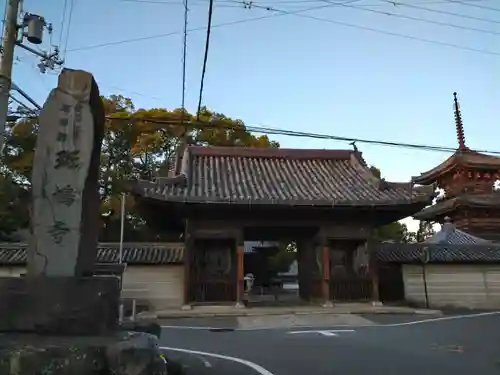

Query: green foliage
[
  {"left": 416, "top": 220, "right": 436, "bottom": 242},
  {"left": 372, "top": 221, "right": 414, "bottom": 243},
  {"left": 369, "top": 166, "right": 382, "bottom": 179},
  {"left": 268, "top": 243, "right": 296, "bottom": 274},
  {"left": 0, "top": 95, "right": 280, "bottom": 241},
  {"left": 369, "top": 165, "right": 433, "bottom": 243},
  {"left": 0, "top": 172, "right": 30, "bottom": 240}
]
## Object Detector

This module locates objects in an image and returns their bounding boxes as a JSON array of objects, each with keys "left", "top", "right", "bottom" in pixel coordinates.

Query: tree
[
  {"left": 372, "top": 221, "right": 414, "bottom": 243},
  {"left": 268, "top": 242, "right": 296, "bottom": 275},
  {"left": 0, "top": 173, "right": 30, "bottom": 241},
  {"left": 0, "top": 95, "right": 280, "bottom": 242},
  {"left": 368, "top": 165, "right": 418, "bottom": 243},
  {"left": 416, "top": 220, "right": 436, "bottom": 242}
]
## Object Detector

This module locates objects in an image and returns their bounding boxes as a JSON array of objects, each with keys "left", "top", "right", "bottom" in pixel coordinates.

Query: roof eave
[{"left": 411, "top": 155, "right": 458, "bottom": 185}]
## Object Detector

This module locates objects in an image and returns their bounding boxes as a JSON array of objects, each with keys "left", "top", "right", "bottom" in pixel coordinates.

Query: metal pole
[
  {"left": 422, "top": 264, "right": 429, "bottom": 309},
  {"left": 0, "top": 0, "right": 21, "bottom": 152},
  {"left": 118, "top": 192, "right": 125, "bottom": 263},
  {"left": 118, "top": 192, "right": 126, "bottom": 318},
  {"left": 131, "top": 298, "right": 136, "bottom": 322}
]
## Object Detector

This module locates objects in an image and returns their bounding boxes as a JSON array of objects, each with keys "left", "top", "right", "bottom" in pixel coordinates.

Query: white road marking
[
  {"left": 160, "top": 346, "right": 275, "bottom": 375},
  {"left": 288, "top": 329, "right": 355, "bottom": 337},
  {"left": 161, "top": 311, "right": 500, "bottom": 331},
  {"left": 195, "top": 355, "right": 212, "bottom": 368},
  {"left": 378, "top": 311, "right": 500, "bottom": 327}
]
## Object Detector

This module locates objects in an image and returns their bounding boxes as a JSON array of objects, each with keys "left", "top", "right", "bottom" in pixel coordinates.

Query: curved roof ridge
[
  {"left": 187, "top": 145, "right": 354, "bottom": 160},
  {"left": 412, "top": 149, "right": 500, "bottom": 186}
]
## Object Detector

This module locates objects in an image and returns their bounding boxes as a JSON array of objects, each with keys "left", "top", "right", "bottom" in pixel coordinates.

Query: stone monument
[{"left": 0, "top": 69, "right": 167, "bottom": 374}]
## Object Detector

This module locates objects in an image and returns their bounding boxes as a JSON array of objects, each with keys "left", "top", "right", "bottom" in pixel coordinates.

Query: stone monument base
[
  {"left": 0, "top": 331, "right": 167, "bottom": 375},
  {"left": 0, "top": 276, "right": 120, "bottom": 336}
]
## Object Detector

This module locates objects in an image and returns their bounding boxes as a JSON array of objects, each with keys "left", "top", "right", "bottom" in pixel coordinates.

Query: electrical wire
[
  {"left": 65, "top": 1, "right": 500, "bottom": 57},
  {"left": 59, "top": 0, "right": 69, "bottom": 46},
  {"left": 62, "top": 0, "right": 75, "bottom": 59},
  {"left": 101, "top": 115, "right": 500, "bottom": 155},
  {"left": 120, "top": 0, "right": 240, "bottom": 7},
  {"left": 9, "top": 111, "right": 500, "bottom": 155},
  {"left": 196, "top": 0, "right": 215, "bottom": 120},
  {"left": 374, "top": 0, "right": 500, "bottom": 25},
  {"left": 322, "top": 0, "right": 500, "bottom": 36},
  {"left": 122, "top": 0, "right": 500, "bottom": 6},
  {"left": 444, "top": 0, "right": 500, "bottom": 12},
  {"left": 180, "top": 0, "right": 189, "bottom": 129},
  {"left": 235, "top": 1, "right": 500, "bottom": 56}
]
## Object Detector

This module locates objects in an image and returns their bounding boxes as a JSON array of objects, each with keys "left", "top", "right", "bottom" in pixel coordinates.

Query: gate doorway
[{"left": 191, "top": 239, "right": 237, "bottom": 303}]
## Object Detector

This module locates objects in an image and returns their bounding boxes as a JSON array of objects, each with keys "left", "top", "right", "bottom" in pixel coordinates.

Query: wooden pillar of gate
[
  {"left": 182, "top": 220, "right": 194, "bottom": 309},
  {"left": 235, "top": 235, "right": 245, "bottom": 308},
  {"left": 321, "top": 242, "right": 331, "bottom": 306},
  {"left": 314, "top": 230, "right": 332, "bottom": 307},
  {"left": 367, "top": 240, "right": 381, "bottom": 306}
]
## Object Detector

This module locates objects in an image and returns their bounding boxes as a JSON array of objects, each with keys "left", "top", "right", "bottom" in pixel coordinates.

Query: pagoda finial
[{"left": 453, "top": 92, "right": 466, "bottom": 150}]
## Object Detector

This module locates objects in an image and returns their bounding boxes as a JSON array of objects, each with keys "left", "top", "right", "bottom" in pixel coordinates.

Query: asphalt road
[{"left": 160, "top": 312, "right": 500, "bottom": 375}]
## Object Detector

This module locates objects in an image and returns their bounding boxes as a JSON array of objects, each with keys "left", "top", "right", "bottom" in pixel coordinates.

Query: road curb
[{"left": 155, "top": 309, "right": 443, "bottom": 319}]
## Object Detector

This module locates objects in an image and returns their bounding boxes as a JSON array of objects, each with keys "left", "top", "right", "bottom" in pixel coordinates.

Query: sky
[{"left": 5, "top": 0, "right": 500, "bottom": 232}]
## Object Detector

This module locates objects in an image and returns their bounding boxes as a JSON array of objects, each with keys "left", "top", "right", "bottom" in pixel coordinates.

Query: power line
[
  {"left": 58, "top": 0, "right": 69, "bottom": 45},
  {"left": 234, "top": 1, "right": 500, "bottom": 56},
  {"left": 374, "top": 0, "right": 500, "bottom": 26},
  {"left": 122, "top": 0, "right": 500, "bottom": 6},
  {"left": 331, "top": 0, "right": 500, "bottom": 37},
  {"left": 196, "top": 0, "right": 215, "bottom": 120},
  {"left": 62, "top": 0, "right": 75, "bottom": 59},
  {"left": 444, "top": 0, "right": 500, "bottom": 12},
  {"left": 66, "top": 1, "right": 500, "bottom": 57},
  {"left": 9, "top": 110, "right": 500, "bottom": 155},
  {"left": 180, "top": 0, "right": 189, "bottom": 128},
  {"left": 102, "top": 115, "right": 500, "bottom": 155},
  {"left": 120, "top": 0, "right": 241, "bottom": 8}
]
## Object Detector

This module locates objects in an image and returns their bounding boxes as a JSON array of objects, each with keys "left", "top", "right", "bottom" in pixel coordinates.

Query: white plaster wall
[
  {"left": 402, "top": 264, "right": 500, "bottom": 309},
  {"left": 0, "top": 264, "right": 185, "bottom": 310}
]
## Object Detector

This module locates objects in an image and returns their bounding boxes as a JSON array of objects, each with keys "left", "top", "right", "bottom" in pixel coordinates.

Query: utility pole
[
  {"left": 0, "top": 1, "right": 63, "bottom": 152},
  {"left": 0, "top": 0, "right": 21, "bottom": 153}
]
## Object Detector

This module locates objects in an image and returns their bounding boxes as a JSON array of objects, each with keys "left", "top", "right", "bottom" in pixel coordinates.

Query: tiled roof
[
  {"left": 413, "top": 193, "right": 500, "bottom": 220},
  {"left": 131, "top": 146, "right": 435, "bottom": 207},
  {"left": 377, "top": 243, "right": 500, "bottom": 264},
  {"left": 0, "top": 243, "right": 184, "bottom": 266},
  {"left": 423, "top": 222, "right": 492, "bottom": 245},
  {"left": 412, "top": 150, "right": 500, "bottom": 185}
]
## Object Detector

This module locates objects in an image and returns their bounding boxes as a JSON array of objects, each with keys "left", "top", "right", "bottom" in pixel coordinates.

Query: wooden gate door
[{"left": 191, "top": 239, "right": 237, "bottom": 303}]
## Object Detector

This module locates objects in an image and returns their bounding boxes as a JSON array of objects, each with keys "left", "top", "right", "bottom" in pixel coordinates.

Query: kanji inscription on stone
[
  {"left": 48, "top": 220, "right": 71, "bottom": 244},
  {"left": 52, "top": 185, "right": 77, "bottom": 206},
  {"left": 28, "top": 69, "right": 105, "bottom": 277},
  {"left": 55, "top": 150, "right": 81, "bottom": 169}
]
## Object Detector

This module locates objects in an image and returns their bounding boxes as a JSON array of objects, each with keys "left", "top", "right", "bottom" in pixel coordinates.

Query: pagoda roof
[
  {"left": 412, "top": 149, "right": 500, "bottom": 186},
  {"left": 423, "top": 220, "right": 491, "bottom": 245},
  {"left": 413, "top": 192, "right": 500, "bottom": 221},
  {"left": 413, "top": 92, "right": 500, "bottom": 185},
  {"left": 129, "top": 146, "right": 435, "bottom": 208}
]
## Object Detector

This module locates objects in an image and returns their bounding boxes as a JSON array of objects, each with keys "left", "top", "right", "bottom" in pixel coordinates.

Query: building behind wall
[
  {"left": 412, "top": 92, "right": 500, "bottom": 241},
  {"left": 0, "top": 242, "right": 185, "bottom": 311},
  {"left": 129, "top": 145, "right": 435, "bottom": 307}
]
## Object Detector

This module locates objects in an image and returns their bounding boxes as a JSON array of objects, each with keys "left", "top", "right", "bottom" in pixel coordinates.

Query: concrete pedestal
[{"left": 0, "top": 276, "right": 119, "bottom": 336}]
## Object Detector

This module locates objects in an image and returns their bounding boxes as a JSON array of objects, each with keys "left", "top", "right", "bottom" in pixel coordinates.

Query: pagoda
[{"left": 412, "top": 92, "right": 500, "bottom": 241}]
